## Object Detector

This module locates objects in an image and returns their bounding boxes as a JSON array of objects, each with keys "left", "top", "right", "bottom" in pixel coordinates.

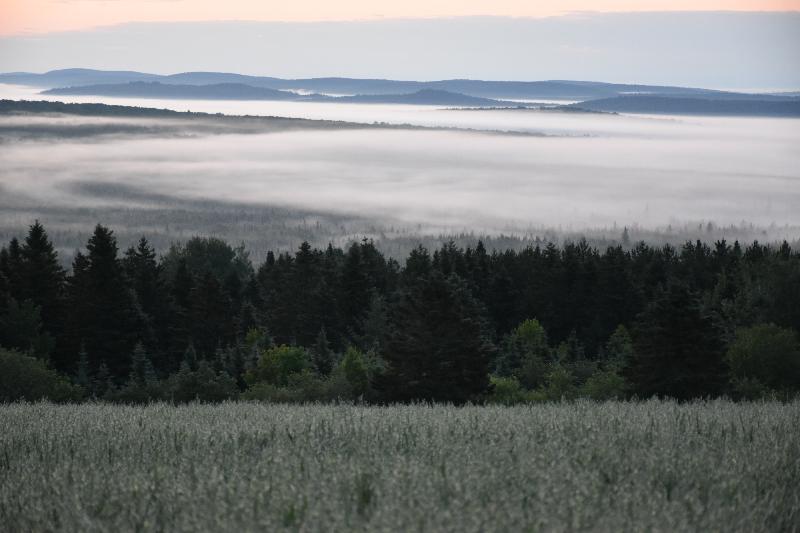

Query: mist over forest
[{"left": 1, "top": 95, "right": 798, "bottom": 262}]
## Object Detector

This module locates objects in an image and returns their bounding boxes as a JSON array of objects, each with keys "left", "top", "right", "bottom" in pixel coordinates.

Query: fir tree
[
  {"left": 64, "top": 225, "right": 142, "bottom": 378},
  {"left": 189, "top": 271, "right": 234, "bottom": 356},
  {"left": 75, "top": 344, "right": 91, "bottom": 391},
  {"left": 359, "top": 291, "right": 387, "bottom": 352},
  {"left": 0, "top": 238, "right": 23, "bottom": 302},
  {"left": 312, "top": 326, "right": 335, "bottom": 376},
  {"left": 19, "top": 221, "right": 65, "bottom": 328},
  {"left": 379, "top": 272, "right": 493, "bottom": 404},
  {"left": 182, "top": 343, "right": 199, "bottom": 372},
  {"left": 626, "top": 281, "right": 726, "bottom": 399},
  {"left": 129, "top": 342, "right": 157, "bottom": 387}
]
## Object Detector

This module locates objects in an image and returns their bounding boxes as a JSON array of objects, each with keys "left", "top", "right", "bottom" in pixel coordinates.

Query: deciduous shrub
[
  {"left": 726, "top": 324, "right": 800, "bottom": 398},
  {"left": 0, "top": 348, "right": 82, "bottom": 402}
]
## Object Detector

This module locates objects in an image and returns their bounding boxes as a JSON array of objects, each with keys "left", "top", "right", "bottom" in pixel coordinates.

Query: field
[{"left": 1, "top": 401, "right": 798, "bottom": 532}]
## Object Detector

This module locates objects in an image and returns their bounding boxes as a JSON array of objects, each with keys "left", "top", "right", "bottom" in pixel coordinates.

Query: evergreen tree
[
  {"left": 123, "top": 237, "right": 166, "bottom": 345},
  {"left": 379, "top": 272, "right": 493, "bottom": 404},
  {"left": 182, "top": 343, "right": 199, "bottom": 372},
  {"left": 93, "top": 362, "right": 114, "bottom": 398},
  {"left": 188, "top": 271, "right": 234, "bottom": 356},
  {"left": 358, "top": 291, "right": 387, "bottom": 352},
  {"left": 124, "top": 237, "right": 158, "bottom": 273},
  {"left": 604, "top": 324, "right": 634, "bottom": 370},
  {"left": 312, "top": 326, "right": 335, "bottom": 376},
  {"left": 403, "top": 245, "right": 432, "bottom": 281},
  {"left": 341, "top": 240, "right": 386, "bottom": 338},
  {"left": 341, "top": 346, "right": 370, "bottom": 398},
  {"left": 75, "top": 344, "right": 91, "bottom": 391},
  {"left": 0, "top": 298, "right": 54, "bottom": 359},
  {"left": 0, "top": 268, "right": 8, "bottom": 309},
  {"left": 129, "top": 342, "right": 157, "bottom": 387},
  {"left": 603, "top": 324, "right": 633, "bottom": 370},
  {"left": 626, "top": 281, "right": 726, "bottom": 399},
  {"left": 0, "top": 238, "right": 23, "bottom": 302},
  {"left": 19, "top": 221, "right": 64, "bottom": 329},
  {"left": 63, "top": 225, "right": 142, "bottom": 379},
  {"left": 171, "top": 258, "right": 194, "bottom": 310},
  {"left": 496, "top": 318, "right": 550, "bottom": 389}
]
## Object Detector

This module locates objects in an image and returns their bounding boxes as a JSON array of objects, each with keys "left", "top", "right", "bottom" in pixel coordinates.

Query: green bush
[
  {"left": 0, "top": 348, "right": 83, "bottom": 402},
  {"left": 543, "top": 365, "right": 577, "bottom": 401},
  {"left": 168, "top": 362, "right": 239, "bottom": 403},
  {"left": 729, "top": 376, "right": 773, "bottom": 401},
  {"left": 243, "top": 370, "right": 356, "bottom": 403},
  {"left": 726, "top": 324, "right": 800, "bottom": 397},
  {"left": 111, "top": 381, "right": 167, "bottom": 404},
  {"left": 496, "top": 318, "right": 549, "bottom": 389},
  {"left": 581, "top": 370, "right": 627, "bottom": 400},
  {"left": 487, "top": 376, "right": 529, "bottom": 405},
  {"left": 341, "top": 347, "right": 369, "bottom": 397},
  {"left": 246, "top": 345, "right": 310, "bottom": 386},
  {"left": 243, "top": 371, "right": 322, "bottom": 403},
  {"left": 242, "top": 382, "right": 304, "bottom": 403}
]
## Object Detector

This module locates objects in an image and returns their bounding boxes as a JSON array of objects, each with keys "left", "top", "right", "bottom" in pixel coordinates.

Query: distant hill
[
  {"left": 42, "top": 82, "right": 516, "bottom": 107},
  {"left": 312, "top": 89, "right": 510, "bottom": 106},
  {"left": 0, "top": 68, "right": 162, "bottom": 88},
  {"left": 9, "top": 69, "right": 800, "bottom": 116},
  {"left": 567, "top": 95, "right": 800, "bottom": 117},
  {"left": 7, "top": 68, "right": 797, "bottom": 101},
  {"left": 43, "top": 81, "right": 300, "bottom": 101}
]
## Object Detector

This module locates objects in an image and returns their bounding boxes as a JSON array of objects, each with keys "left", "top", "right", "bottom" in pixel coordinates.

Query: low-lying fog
[{"left": 1, "top": 83, "right": 799, "bottom": 252}]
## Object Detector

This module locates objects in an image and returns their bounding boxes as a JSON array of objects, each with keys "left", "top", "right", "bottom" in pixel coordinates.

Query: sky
[
  {"left": 0, "top": 2, "right": 798, "bottom": 88},
  {"left": 1, "top": 0, "right": 798, "bottom": 35}
]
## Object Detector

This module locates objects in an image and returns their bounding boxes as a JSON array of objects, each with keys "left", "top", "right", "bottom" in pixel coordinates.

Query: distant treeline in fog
[
  {"left": 1, "top": 185, "right": 797, "bottom": 267},
  {"left": 2, "top": 221, "right": 799, "bottom": 404}
]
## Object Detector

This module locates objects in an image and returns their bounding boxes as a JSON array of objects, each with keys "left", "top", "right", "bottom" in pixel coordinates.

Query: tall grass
[{"left": 1, "top": 400, "right": 798, "bottom": 532}]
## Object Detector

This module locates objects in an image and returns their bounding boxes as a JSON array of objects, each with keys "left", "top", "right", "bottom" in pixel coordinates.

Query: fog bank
[{"left": 1, "top": 111, "right": 798, "bottom": 234}]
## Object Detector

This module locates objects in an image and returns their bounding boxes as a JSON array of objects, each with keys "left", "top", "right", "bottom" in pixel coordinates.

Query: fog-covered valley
[{"left": 1, "top": 85, "right": 799, "bottom": 260}]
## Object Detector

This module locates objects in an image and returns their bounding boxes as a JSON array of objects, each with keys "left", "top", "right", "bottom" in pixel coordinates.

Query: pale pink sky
[{"left": 1, "top": 0, "right": 799, "bottom": 35}]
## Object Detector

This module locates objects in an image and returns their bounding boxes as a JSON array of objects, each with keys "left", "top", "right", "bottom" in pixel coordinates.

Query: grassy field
[{"left": 1, "top": 401, "right": 798, "bottom": 532}]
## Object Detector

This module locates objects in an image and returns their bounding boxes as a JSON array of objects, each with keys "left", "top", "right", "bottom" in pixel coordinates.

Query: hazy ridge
[{"left": 10, "top": 68, "right": 798, "bottom": 117}]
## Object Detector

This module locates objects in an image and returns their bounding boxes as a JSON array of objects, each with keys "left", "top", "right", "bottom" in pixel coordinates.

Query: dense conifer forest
[{"left": 2, "top": 221, "right": 799, "bottom": 404}]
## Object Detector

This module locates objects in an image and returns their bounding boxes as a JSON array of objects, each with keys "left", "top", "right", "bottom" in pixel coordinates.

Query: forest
[{"left": 1, "top": 221, "right": 799, "bottom": 404}]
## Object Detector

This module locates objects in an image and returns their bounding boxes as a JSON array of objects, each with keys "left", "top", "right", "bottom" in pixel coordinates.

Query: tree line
[{"left": 1, "top": 221, "right": 799, "bottom": 404}]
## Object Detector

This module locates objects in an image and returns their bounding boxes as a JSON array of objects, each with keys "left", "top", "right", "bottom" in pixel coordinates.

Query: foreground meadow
[{"left": 1, "top": 401, "right": 798, "bottom": 532}]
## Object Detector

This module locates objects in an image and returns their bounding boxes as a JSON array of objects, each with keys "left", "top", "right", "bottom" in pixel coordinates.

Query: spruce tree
[
  {"left": 93, "top": 362, "right": 114, "bottom": 398},
  {"left": 1, "top": 238, "right": 23, "bottom": 302},
  {"left": 182, "top": 343, "right": 199, "bottom": 372},
  {"left": 312, "top": 326, "right": 335, "bottom": 376},
  {"left": 379, "top": 272, "right": 493, "bottom": 404},
  {"left": 626, "top": 281, "right": 726, "bottom": 399},
  {"left": 123, "top": 238, "right": 163, "bottom": 320},
  {"left": 123, "top": 237, "right": 169, "bottom": 363},
  {"left": 19, "top": 221, "right": 65, "bottom": 328},
  {"left": 64, "top": 225, "right": 141, "bottom": 379},
  {"left": 129, "top": 342, "right": 157, "bottom": 387},
  {"left": 189, "top": 271, "right": 234, "bottom": 356},
  {"left": 75, "top": 344, "right": 91, "bottom": 391},
  {"left": 359, "top": 291, "right": 387, "bottom": 352}
]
